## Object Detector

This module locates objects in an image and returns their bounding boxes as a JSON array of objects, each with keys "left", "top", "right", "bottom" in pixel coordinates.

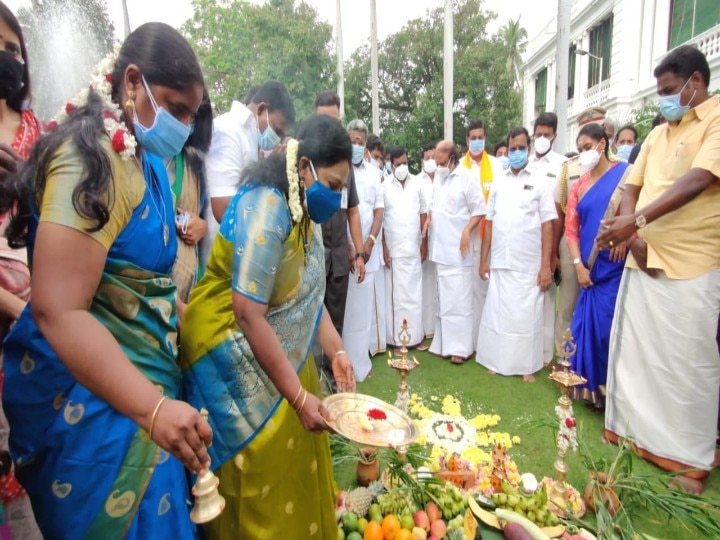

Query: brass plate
[
  {"left": 468, "top": 496, "right": 565, "bottom": 538},
  {"left": 323, "top": 393, "right": 420, "bottom": 448}
]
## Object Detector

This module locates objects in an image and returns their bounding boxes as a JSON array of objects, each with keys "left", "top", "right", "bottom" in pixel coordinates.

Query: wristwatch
[
  {"left": 634, "top": 213, "right": 647, "bottom": 229},
  {"left": 572, "top": 257, "right": 582, "bottom": 266},
  {"left": 355, "top": 252, "right": 365, "bottom": 260}
]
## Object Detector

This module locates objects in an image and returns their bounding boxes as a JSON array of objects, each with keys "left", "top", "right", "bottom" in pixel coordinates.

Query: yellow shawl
[{"left": 463, "top": 150, "right": 493, "bottom": 237}]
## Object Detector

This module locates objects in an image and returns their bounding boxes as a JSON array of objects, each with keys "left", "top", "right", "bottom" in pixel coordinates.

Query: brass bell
[
  {"left": 189, "top": 408, "right": 225, "bottom": 524},
  {"left": 190, "top": 467, "right": 226, "bottom": 524}
]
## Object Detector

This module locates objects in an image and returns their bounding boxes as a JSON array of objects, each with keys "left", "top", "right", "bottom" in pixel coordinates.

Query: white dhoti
[
  {"left": 543, "top": 283, "right": 556, "bottom": 361},
  {"left": 476, "top": 269, "right": 543, "bottom": 375},
  {"left": 472, "top": 245, "right": 489, "bottom": 352},
  {"left": 342, "top": 270, "right": 376, "bottom": 381},
  {"left": 385, "top": 256, "right": 423, "bottom": 347},
  {"left": 422, "top": 260, "right": 437, "bottom": 339},
  {"left": 429, "top": 264, "right": 474, "bottom": 358},
  {"left": 370, "top": 266, "right": 386, "bottom": 356},
  {"left": 605, "top": 268, "right": 720, "bottom": 475}
]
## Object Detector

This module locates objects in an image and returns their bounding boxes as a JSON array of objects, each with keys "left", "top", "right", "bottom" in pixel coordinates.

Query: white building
[{"left": 522, "top": 0, "right": 720, "bottom": 152}]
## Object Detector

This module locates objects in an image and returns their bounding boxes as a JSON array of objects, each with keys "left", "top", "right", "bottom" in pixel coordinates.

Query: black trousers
[{"left": 315, "top": 271, "right": 349, "bottom": 392}]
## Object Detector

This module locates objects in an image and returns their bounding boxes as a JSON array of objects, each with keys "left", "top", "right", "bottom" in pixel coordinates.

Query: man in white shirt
[
  {"left": 342, "top": 119, "right": 384, "bottom": 381},
  {"left": 382, "top": 146, "right": 428, "bottom": 347},
  {"left": 478, "top": 127, "right": 557, "bottom": 381},
  {"left": 529, "top": 112, "right": 567, "bottom": 365},
  {"left": 459, "top": 120, "right": 505, "bottom": 353},
  {"left": 200, "top": 81, "right": 295, "bottom": 265},
  {"left": 419, "top": 143, "right": 437, "bottom": 342},
  {"left": 428, "top": 140, "right": 485, "bottom": 363}
]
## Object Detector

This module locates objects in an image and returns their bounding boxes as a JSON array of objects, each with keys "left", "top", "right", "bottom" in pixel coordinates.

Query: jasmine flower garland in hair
[
  {"left": 285, "top": 139, "right": 304, "bottom": 223},
  {"left": 46, "top": 44, "right": 137, "bottom": 161}
]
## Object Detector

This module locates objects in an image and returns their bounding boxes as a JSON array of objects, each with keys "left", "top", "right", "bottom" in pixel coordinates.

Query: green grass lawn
[{"left": 333, "top": 341, "right": 720, "bottom": 539}]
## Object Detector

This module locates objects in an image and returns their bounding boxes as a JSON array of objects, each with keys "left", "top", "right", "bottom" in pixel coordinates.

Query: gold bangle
[
  {"left": 368, "top": 234, "right": 376, "bottom": 245},
  {"left": 333, "top": 350, "right": 347, "bottom": 360},
  {"left": 290, "top": 385, "right": 303, "bottom": 408},
  {"left": 296, "top": 390, "right": 308, "bottom": 413},
  {"left": 148, "top": 396, "right": 168, "bottom": 441}
]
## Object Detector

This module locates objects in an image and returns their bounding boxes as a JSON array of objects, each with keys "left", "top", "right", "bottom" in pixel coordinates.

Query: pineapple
[
  {"left": 446, "top": 529, "right": 467, "bottom": 540},
  {"left": 343, "top": 479, "right": 384, "bottom": 517}
]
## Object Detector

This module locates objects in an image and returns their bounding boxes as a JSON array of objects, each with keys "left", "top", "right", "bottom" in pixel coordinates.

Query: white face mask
[
  {"left": 579, "top": 142, "right": 602, "bottom": 172},
  {"left": 436, "top": 162, "right": 451, "bottom": 180},
  {"left": 423, "top": 159, "right": 437, "bottom": 174},
  {"left": 394, "top": 164, "right": 409, "bottom": 181},
  {"left": 534, "top": 136, "right": 552, "bottom": 156}
]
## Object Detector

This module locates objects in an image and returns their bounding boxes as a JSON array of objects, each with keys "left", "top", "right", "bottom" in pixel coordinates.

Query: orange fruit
[
  {"left": 394, "top": 530, "right": 413, "bottom": 540},
  {"left": 364, "top": 520, "right": 383, "bottom": 540},
  {"left": 381, "top": 515, "right": 401, "bottom": 540}
]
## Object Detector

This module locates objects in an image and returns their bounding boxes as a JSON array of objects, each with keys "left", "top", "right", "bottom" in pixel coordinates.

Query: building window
[
  {"left": 568, "top": 44, "right": 576, "bottom": 100},
  {"left": 535, "top": 68, "right": 547, "bottom": 116},
  {"left": 588, "top": 15, "right": 613, "bottom": 88},
  {"left": 670, "top": 0, "right": 720, "bottom": 48}
]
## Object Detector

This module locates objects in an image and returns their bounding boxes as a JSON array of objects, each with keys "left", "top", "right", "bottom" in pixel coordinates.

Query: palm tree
[{"left": 501, "top": 17, "right": 527, "bottom": 90}]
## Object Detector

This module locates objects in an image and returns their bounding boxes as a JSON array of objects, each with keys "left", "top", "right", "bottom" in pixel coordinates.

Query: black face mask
[{"left": 0, "top": 50, "right": 24, "bottom": 101}]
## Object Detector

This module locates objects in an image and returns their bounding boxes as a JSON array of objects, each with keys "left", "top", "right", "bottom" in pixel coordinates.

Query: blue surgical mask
[
  {"left": 499, "top": 155, "right": 510, "bottom": 170},
  {"left": 616, "top": 144, "right": 633, "bottom": 161},
  {"left": 369, "top": 157, "right": 380, "bottom": 169},
  {"left": 384, "top": 163, "right": 392, "bottom": 174},
  {"left": 257, "top": 109, "right": 281, "bottom": 151},
  {"left": 658, "top": 77, "right": 696, "bottom": 122},
  {"left": 469, "top": 139, "right": 485, "bottom": 155},
  {"left": 306, "top": 161, "right": 341, "bottom": 223},
  {"left": 352, "top": 144, "right": 365, "bottom": 165},
  {"left": 508, "top": 148, "right": 528, "bottom": 170},
  {"left": 133, "top": 75, "right": 191, "bottom": 159}
]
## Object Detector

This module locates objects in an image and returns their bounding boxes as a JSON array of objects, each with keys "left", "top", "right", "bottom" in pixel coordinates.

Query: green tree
[
  {"left": 18, "top": 0, "right": 115, "bottom": 120},
  {"left": 500, "top": 17, "right": 527, "bottom": 90},
  {"left": 343, "top": 0, "right": 523, "bottom": 169},
  {"left": 183, "top": 0, "right": 337, "bottom": 122}
]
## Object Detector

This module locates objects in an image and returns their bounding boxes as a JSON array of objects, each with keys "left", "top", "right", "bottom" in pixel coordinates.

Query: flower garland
[
  {"left": 555, "top": 404, "right": 578, "bottom": 454},
  {"left": 284, "top": 139, "right": 304, "bottom": 224},
  {"left": 46, "top": 44, "right": 137, "bottom": 161}
]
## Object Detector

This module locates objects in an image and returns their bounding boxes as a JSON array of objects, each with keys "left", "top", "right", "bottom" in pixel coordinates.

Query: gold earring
[{"left": 124, "top": 90, "right": 135, "bottom": 113}]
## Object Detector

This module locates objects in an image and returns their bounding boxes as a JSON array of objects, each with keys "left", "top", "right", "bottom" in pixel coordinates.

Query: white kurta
[
  {"left": 529, "top": 151, "right": 567, "bottom": 361},
  {"left": 343, "top": 162, "right": 384, "bottom": 376},
  {"left": 383, "top": 175, "right": 427, "bottom": 346},
  {"left": 605, "top": 268, "right": 720, "bottom": 471},
  {"left": 462, "top": 154, "right": 505, "bottom": 352},
  {"left": 419, "top": 172, "right": 438, "bottom": 338},
  {"left": 201, "top": 101, "right": 259, "bottom": 266},
  {"left": 429, "top": 167, "right": 486, "bottom": 357},
  {"left": 477, "top": 167, "right": 557, "bottom": 375}
]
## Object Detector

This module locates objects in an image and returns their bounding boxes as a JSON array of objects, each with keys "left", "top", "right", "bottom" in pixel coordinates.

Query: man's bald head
[{"left": 435, "top": 140, "right": 459, "bottom": 167}]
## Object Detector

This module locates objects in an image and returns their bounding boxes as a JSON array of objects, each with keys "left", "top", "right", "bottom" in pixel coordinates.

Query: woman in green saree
[{"left": 181, "top": 114, "right": 356, "bottom": 538}]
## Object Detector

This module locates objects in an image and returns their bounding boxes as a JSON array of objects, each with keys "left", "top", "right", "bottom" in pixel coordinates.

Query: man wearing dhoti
[
  {"left": 428, "top": 140, "right": 485, "bottom": 363},
  {"left": 528, "top": 112, "right": 567, "bottom": 364},
  {"left": 460, "top": 120, "right": 504, "bottom": 353},
  {"left": 477, "top": 127, "right": 556, "bottom": 381},
  {"left": 595, "top": 45, "right": 720, "bottom": 494},
  {"left": 382, "top": 146, "right": 428, "bottom": 347},
  {"left": 342, "top": 119, "right": 384, "bottom": 381}
]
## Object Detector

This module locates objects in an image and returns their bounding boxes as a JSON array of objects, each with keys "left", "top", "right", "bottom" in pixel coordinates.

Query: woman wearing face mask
[
  {"left": 564, "top": 123, "right": 629, "bottom": 411},
  {"left": 180, "top": 114, "right": 356, "bottom": 538},
  {"left": 0, "top": 23, "right": 211, "bottom": 538},
  {"left": 0, "top": 4, "right": 43, "bottom": 538}
]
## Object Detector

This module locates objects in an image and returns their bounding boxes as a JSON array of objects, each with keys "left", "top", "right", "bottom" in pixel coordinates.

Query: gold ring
[{"left": 609, "top": 240, "right": 614, "bottom": 247}]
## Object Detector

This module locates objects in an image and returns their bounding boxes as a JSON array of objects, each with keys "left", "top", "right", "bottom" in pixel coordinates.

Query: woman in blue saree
[
  {"left": 0, "top": 24, "right": 211, "bottom": 538},
  {"left": 181, "top": 114, "right": 356, "bottom": 539},
  {"left": 565, "top": 123, "right": 629, "bottom": 410}
]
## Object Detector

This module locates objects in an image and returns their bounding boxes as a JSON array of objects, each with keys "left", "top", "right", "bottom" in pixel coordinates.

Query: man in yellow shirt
[{"left": 597, "top": 45, "right": 720, "bottom": 494}]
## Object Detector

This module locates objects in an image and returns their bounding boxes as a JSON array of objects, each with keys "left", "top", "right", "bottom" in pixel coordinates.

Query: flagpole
[
  {"left": 443, "top": 0, "right": 453, "bottom": 140},
  {"left": 336, "top": 0, "right": 344, "bottom": 118},
  {"left": 370, "top": 0, "right": 379, "bottom": 133}
]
